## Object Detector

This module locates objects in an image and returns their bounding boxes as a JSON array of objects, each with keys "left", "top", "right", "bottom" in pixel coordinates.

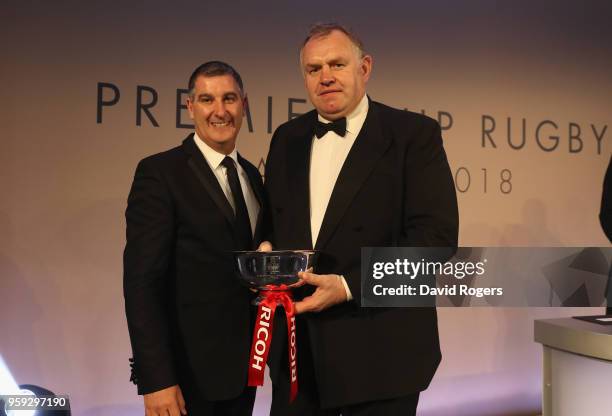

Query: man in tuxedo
[
  {"left": 264, "top": 24, "right": 459, "bottom": 415},
  {"left": 124, "top": 61, "right": 264, "bottom": 416}
]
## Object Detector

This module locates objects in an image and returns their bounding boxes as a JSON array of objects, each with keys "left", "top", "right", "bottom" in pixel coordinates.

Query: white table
[{"left": 534, "top": 318, "right": 612, "bottom": 416}]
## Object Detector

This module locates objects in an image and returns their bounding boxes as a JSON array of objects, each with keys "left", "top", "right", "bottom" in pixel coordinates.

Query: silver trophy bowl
[{"left": 234, "top": 250, "right": 317, "bottom": 291}]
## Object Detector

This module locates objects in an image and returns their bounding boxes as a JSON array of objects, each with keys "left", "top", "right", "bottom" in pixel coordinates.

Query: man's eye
[
  {"left": 333, "top": 63, "right": 345, "bottom": 69},
  {"left": 224, "top": 97, "right": 236, "bottom": 103},
  {"left": 309, "top": 68, "right": 320, "bottom": 74},
  {"left": 199, "top": 97, "right": 212, "bottom": 103}
]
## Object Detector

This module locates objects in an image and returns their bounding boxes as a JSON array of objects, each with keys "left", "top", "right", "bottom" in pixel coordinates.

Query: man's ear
[
  {"left": 186, "top": 97, "right": 195, "bottom": 119},
  {"left": 242, "top": 94, "right": 249, "bottom": 116},
  {"left": 361, "top": 55, "right": 373, "bottom": 81}
]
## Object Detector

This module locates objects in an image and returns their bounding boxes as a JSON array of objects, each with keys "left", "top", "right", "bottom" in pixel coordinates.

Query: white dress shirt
[
  {"left": 193, "top": 132, "right": 260, "bottom": 235},
  {"left": 309, "top": 94, "right": 369, "bottom": 300}
]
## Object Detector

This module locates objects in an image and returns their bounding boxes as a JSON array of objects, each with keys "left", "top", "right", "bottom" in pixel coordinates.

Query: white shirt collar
[
  {"left": 317, "top": 93, "right": 369, "bottom": 136},
  {"left": 193, "top": 132, "right": 238, "bottom": 170}
]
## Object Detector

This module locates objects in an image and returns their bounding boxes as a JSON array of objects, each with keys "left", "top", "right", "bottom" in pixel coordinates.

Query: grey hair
[
  {"left": 188, "top": 61, "right": 244, "bottom": 98},
  {"left": 300, "top": 22, "right": 367, "bottom": 63}
]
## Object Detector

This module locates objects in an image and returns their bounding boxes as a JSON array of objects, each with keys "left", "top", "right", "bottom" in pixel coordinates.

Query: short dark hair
[
  {"left": 301, "top": 22, "right": 366, "bottom": 58},
  {"left": 188, "top": 61, "right": 244, "bottom": 97}
]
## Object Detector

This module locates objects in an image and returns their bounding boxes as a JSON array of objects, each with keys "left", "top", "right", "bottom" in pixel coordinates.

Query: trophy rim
[{"left": 233, "top": 249, "right": 317, "bottom": 255}]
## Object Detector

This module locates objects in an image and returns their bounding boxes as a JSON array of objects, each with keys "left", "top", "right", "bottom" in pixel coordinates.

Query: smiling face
[
  {"left": 301, "top": 30, "right": 372, "bottom": 120},
  {"left": 186, "top": 74, "right": 246, "bottom": 154}
]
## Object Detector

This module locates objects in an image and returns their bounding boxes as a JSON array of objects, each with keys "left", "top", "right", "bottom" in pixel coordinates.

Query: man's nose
[
  {"left": 319, "top": 66, "right": 334, "bottom": 86},
  {"left": 213, "top": 100, "right": 227, "bottom": 117}
]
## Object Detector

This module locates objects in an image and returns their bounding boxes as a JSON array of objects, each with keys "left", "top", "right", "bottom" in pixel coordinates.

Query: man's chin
[
  {"left": 209, "top": 130, "right": 237, "bottom": 141},
  {"left": 202, "top": 134, "right": 237, "bottom": 151},
  {"left": 317, "top": 107, "right": 346, "bottom": 120}
]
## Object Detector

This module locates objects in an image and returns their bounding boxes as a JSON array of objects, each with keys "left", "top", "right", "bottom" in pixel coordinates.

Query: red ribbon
[{"left": 247, "top": 285, "right": 298, "bottom": 402}]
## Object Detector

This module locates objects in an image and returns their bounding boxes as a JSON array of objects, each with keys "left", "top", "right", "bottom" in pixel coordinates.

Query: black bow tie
[{"left": 314, "top": 117, "right": 347, "bottom": 139}]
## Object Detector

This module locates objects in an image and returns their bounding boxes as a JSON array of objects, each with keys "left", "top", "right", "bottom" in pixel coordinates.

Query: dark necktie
[
  {"left": 314, "top": 117, "right": 347, "bottom": 139},
  {"left": 221, "top": 156, "right": 252, "bottom": 250}
]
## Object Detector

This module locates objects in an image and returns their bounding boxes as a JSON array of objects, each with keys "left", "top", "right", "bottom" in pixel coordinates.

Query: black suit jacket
[
  {"left": 600, "top": 155, "right": 612, "bottom": 242},
  {"left": 265, "top": 99, "right": 459, "bottom": 407},
  {"left": 123, "top": 134, "right": 265, "bottom": 400}
]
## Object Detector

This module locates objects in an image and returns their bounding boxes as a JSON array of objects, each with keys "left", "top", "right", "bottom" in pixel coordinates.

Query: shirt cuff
[{"left": 338, "top": 275, "right": 353, "bottom": 301}]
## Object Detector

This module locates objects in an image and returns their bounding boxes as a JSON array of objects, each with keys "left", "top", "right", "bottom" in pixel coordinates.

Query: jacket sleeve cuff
[{"left": 338, "top": 275, "right": 353, "bottom": 301}]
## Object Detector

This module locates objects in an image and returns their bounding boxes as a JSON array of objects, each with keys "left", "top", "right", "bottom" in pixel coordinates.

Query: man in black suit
[
  {"left": 264, "top": 24, "right": 459, "bottom": 415},
  {"left": 124, "top": 61, "right": 264, "bottom": 416},
  {"left": 600, "top": 156, "right": 612, "bottom": 314},
  {"left": 601, "top": 156, "right": 612, "bottom": 243}
]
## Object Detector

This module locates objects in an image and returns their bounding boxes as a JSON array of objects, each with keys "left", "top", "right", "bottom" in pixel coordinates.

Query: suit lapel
[
  {"left": 288, "top": 112, "right": 317, "bottom": 250},
  {"left": 315, "top": 102, "right": 391, "bottom": 250},
  {"left": 182, "top": 134, "right": 235, "bottom": 227}
]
